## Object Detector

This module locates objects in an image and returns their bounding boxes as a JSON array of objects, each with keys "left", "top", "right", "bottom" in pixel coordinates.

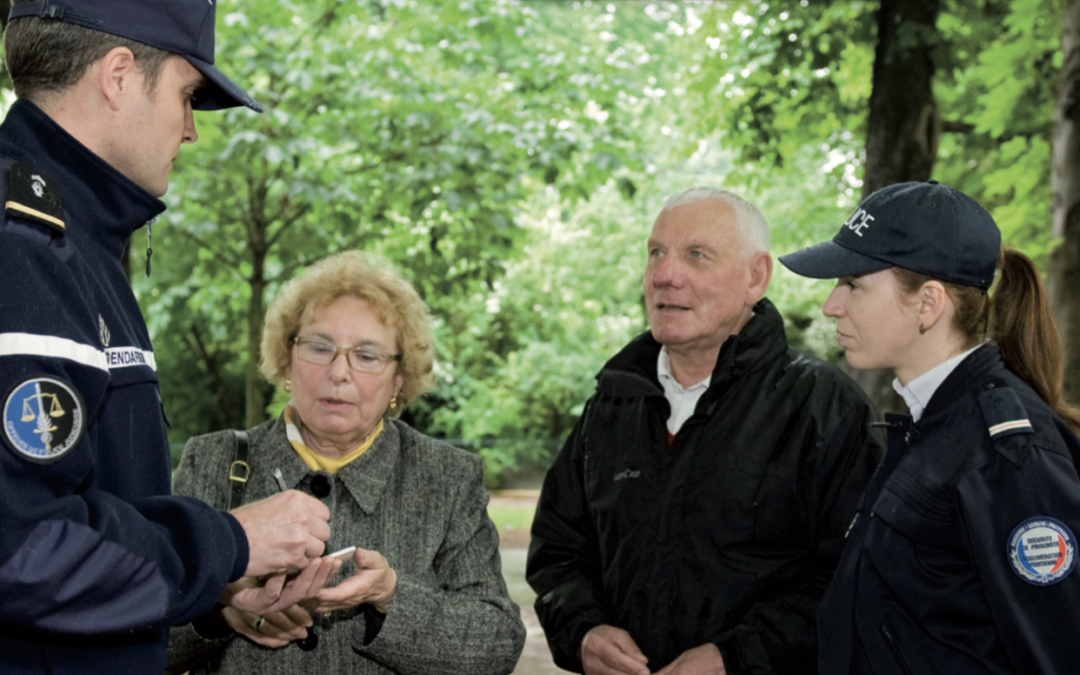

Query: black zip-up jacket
[
  {"left": 527, "top": 299, "right": 884, "bottom": 674},
  {"left": 818, "top": 344, "right": 1080, "bottom": 675}
]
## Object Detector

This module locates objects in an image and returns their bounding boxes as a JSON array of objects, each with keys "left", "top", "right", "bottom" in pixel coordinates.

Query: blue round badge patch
[
  {"left": 1007, "top": 517, "right": 1076, "bottom": 586},
  {"left": 2, "top": 376, "right": 86, "bottom": 464}
]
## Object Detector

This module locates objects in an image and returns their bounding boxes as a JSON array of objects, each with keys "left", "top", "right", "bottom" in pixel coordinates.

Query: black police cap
[
  {"left": 8, "top": 0, "right": 262, "bottom": 112},
  {"left": 779, "top": 181, "right": 1001, "bottom": 289}
]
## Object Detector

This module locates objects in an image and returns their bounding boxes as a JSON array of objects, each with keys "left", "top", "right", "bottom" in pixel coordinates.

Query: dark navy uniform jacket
[
  {"left": 819, "top": 344, "right": 1080, "bottom": 675},
  {"left": 0, "top": 101, "right": 248, "bottom": 674}
]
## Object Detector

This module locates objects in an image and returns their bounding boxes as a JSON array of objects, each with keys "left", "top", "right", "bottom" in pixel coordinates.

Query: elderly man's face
[{"left": 643, "top": 199, "right": 766, "bottom": 358}]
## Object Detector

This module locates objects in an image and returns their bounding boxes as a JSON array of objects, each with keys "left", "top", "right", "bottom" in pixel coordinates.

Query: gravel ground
[
  {"left": 493, "top": 491, "right": 570, "bottom": 675},
  {"left": 500, "top": 546, "right": 568, "bottom": 675}
]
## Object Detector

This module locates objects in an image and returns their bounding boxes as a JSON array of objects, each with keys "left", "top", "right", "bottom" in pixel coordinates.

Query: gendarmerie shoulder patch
[
  {"left": 978, "top": 379, "right": 1033, "bottom": 465},
  {"left": 5, "top": 163, "right": 65, "bottom": 235},
  {"left": 2, "top": 376, "right": 86, "bottom": 464},
  {"left": 1008, "top": 517, "right": 1076, "bottom": 586}
]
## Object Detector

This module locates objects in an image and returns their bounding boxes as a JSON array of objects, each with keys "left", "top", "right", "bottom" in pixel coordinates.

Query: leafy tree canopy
[{"left": 109, "top": 0, "right": 1065, "bottom": 479}]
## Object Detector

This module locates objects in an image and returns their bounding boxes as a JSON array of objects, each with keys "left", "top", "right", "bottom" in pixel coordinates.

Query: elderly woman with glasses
[{"left": 166, "top": 251, "right": 525, "bottom": 675}]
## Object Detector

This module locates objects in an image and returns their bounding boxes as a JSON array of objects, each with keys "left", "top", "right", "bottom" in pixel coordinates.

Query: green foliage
[
  {"left": 417, "top": 182, "right": 654, "bottom": 473},
  {"left": 122, "top": 0, "right": 1064, "bottom": 479},
  {"left": 933, "top": 0, "right": 1061, "bottom": 266},
  {"left": 139, "top": 0, "right": 644, "bottom": 440}
]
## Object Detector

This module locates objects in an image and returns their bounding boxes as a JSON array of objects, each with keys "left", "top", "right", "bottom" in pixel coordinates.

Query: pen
[
  {"left": 271, "top": 466, "right": 319, "bottom": 651},
  {"left": 272, "top": 468, "right": 288, "bottom": 492}
]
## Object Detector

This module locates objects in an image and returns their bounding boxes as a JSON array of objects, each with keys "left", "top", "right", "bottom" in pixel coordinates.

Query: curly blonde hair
[{"left": 260, "top": 251, "right": 435, "bottom": 411}]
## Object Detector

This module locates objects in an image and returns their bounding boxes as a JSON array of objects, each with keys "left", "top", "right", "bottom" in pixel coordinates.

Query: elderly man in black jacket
[{"left": 527, "top": 187, "right": 884, "bottom": 675}]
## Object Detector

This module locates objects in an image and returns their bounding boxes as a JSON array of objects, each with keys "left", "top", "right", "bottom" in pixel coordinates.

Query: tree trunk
[
  {"left": 246, "top": 230, "right": 268, "bottom": 429},
  {"left": 189, "top": 322, "right": 239, "bottom": 425},
  {"left": 1049, "top": 0, "right": 1080, "bottom": 406},
  {"left": 853, "top": 0, "right": 941, "bottom": 413}
]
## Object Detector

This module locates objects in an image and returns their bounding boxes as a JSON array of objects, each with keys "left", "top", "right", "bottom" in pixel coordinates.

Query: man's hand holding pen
[{"left": 215, "top": 468, "right": 346, "bottom": 648}]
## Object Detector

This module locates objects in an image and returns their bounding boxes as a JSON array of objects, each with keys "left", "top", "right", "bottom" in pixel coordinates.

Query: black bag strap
[{"left": 227, "top": 430, "right": 250, "bottom": 510}]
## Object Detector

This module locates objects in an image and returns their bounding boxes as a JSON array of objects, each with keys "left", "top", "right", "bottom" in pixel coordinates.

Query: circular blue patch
[
  {"left": 2, "top": 376, "right": 86, "bottom": 464},
  {"left": 1007, "top": 517, "right": 1076, "bottom": 586}
]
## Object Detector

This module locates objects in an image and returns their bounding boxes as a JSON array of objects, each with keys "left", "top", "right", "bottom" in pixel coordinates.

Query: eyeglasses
[{"left": 292, "top": 337, "right": 400, "bottom": 374}]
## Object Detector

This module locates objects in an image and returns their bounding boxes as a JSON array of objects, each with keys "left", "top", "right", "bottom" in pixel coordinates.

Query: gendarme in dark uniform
[
  {"left": 0, "top": 2, "right": 265, "bottom": 672},
  {"left": 780, "top": 182, "right": 1080, "bottom": 675},
  {"left": 820, "top": 344, "right": 1080, "bottom": 674}
]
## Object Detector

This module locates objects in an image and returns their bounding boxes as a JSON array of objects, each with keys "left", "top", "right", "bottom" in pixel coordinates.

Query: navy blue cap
[
  {"left": 8, "top": 0, "right": 262, "bottom": 112},
  {"left": 779, "top": 181, "right": 1001, "bottom": 289}
]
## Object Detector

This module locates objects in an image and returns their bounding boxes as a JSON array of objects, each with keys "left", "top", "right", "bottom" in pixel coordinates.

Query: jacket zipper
[{"left": 880, "top": 623, "right": 916, "bottom": 675}]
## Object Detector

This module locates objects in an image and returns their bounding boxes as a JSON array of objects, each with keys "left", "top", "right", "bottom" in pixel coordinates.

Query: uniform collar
[
  {"left": 917, "top": 343, "right": 1001, "bottom": 422},
  {"left": 892, "top": 343, "right": 984, "bottom": 422},
  {"left": 0, "top": 100, "right": 166, "bottom": 258}
]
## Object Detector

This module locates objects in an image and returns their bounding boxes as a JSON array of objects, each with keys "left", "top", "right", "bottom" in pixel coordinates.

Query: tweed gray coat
[{"left": 165, "top": 415, "right": 525, "bottom": 675}]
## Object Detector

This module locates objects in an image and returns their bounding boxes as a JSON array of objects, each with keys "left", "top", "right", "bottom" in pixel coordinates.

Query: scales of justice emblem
[
  {"left": 3, "top": 377, "right": 86, "bottom": 463},
  {"left": 24, "top": 386, "right": 65, "bottom": 448}
]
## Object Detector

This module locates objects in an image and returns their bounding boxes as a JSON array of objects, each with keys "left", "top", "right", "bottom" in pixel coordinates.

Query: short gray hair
[{"left": 660, "top": 186, "right": 770, "bottom": 254}]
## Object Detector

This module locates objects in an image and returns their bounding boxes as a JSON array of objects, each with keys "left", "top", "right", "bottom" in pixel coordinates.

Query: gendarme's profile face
[
  {"left": 822, "top": 268, "right": 920, "bottom": 373},
  {"left": 110, "top": 56, "right": 203, "bottom": 197},
  {"left": 642, "top": 199, "right": 758, "bottom": 357}
]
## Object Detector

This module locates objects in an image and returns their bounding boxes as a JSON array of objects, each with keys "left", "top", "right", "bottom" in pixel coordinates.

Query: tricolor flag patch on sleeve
[{"left": 1008, "top": 517, "right": 1076, "bottom": 586}]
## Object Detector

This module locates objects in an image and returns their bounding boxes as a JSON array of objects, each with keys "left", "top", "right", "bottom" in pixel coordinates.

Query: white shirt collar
[
  {"left": 657, "top": 346, "right": 711, "bottom": 436},
  {"left": 657, "top": 346, "right": 711, "bottom": 393},
  {"left": 892, "top": 344, "right": 984, "bottom": 422}
]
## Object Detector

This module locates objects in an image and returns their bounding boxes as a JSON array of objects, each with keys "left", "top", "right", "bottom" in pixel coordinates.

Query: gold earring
[
  {"left": 389, "top": 396, "right": 398, "bottom": 410},
  {"left": 284, "top": 378, "right": 292, "bottom": 392}
]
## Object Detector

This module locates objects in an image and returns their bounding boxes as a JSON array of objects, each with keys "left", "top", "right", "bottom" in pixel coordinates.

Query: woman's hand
[
  {"left": 223, "top": 605, "right": 314, "bottom": 649},
  {"left": 307, "top": 547, "right": 398, "bottom": 614},
  {"left": 220, "top": 555, "right": 341, "bottom": 616}
]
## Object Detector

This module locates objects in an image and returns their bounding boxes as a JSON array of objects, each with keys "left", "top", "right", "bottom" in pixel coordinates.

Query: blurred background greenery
[{"left": 4, "top": 0, "right": 1065, "bottom": 485}]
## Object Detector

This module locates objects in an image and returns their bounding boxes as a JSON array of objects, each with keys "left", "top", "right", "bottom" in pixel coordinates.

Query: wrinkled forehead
[{"left": 648, "top": 201, "right": 745, "bottom": 250}]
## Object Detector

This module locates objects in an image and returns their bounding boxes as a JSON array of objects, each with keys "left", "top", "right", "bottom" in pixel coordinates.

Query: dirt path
[
  {"left": 512, "top": 605, "right": 567, "bottom": 675},
  {"left": 493, "top": 493, "right": 570, "bottom": 675}
]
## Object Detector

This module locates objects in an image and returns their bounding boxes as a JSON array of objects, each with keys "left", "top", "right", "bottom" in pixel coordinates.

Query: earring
[
  {"left": 389, "top": 396, "right": 398, "bottom": 410},
  {"left": 284, "top": 378, "right": 292, "bottom": 392},
  {"left": 918, "top": 323, "right": 927, "bottom": 335}
]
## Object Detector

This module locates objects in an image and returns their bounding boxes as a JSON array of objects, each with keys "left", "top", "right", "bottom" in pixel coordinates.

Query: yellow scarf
[{"left": 283, "top": 404, "right": 384, "bottom": 474}]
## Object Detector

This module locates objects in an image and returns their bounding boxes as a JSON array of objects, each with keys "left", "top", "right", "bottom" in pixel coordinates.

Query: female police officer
[{"left": 779, "top": 181, "right": 1080, "bottom": 675}]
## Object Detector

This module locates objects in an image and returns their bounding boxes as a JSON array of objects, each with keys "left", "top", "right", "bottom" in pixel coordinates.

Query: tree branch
[
  {"left": 270, "top": 234, "right": 371, "bottom": 283},
  {"left": 342, "top": 134, "right": 449, "bottom": 176},
  {"left": 256, "top": 0, "right": 345, "bottom": 106},
  {"left": 941, "top": 119, "right": 976, "bottom": 133},
  {"left": 266, "top": 202, "right": 314, "bottom": 249},
  {"left": 176, "top": 229, "right": 245, "bottom": 274}
]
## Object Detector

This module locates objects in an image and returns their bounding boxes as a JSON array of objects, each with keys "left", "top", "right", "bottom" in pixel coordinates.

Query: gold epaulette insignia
[{"left": 5, "top": 163, "right": 65, "bottom": 235}]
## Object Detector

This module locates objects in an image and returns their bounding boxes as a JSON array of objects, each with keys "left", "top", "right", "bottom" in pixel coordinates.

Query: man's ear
[
  {"left": 95, "top": 47, "right": 138, "bottom": 112},
  {"left": 745, "top": 252, "right": 773, "bottom": 305},
  {"left": 916, "top": 280, "right": 949, "bottom": 331}
]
